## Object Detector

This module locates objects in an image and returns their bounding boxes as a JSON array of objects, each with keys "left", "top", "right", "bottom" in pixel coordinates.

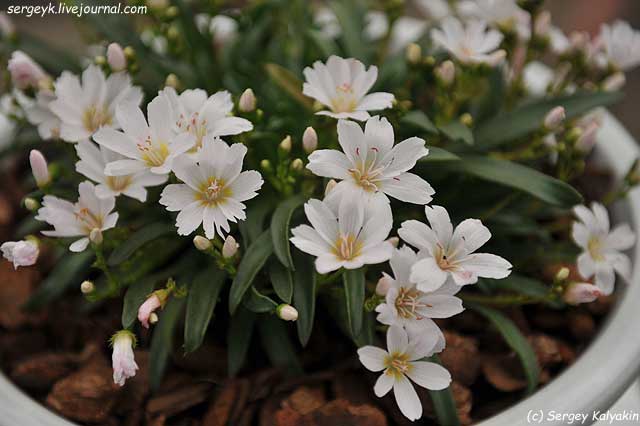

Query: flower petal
[
  {"left": 407, "top": 361, "right": 451, "bottom": 391},
  {"left": 374, "top": 373, "right": 395, "bottom": 397},
  {"left": 393, "top": 375, "right": 422, "bottom": 421},
  {"left": 410, "top": 257, "right": 448, "bottom": 292},
  {"left": 458, "top": 253, "right": 512, "bottom": 279},
  {"left": 378, "top": 172, "right": 434, "bottom": 204},
  {"left": 306, "top": 149, "right": 352, "bottom": 180},
  {"left": 386, "top": 325, "right": 409, "bottom": 354},
  {"left": 357, "top": 346, "right": 387, "bottom": 372}
]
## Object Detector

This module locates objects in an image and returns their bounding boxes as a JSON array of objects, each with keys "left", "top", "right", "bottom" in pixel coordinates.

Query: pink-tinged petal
[
  {"left": 374, "top": 372, "right": 395, "bottom": 397},
  {"left": 315, "top": 254, "right": 343, "bottom": 274},
  {"left": 378, "top": 172, "right": 434, "bottom": 204},
  {"left": 407, "top": 361, "right": 451, "bottom": 391},
  {"left": 357, "top": 346, "right": 388, "bottom": 372},
  {"left": 450, "top": 269, "right": 477, "bottom": 286},
  {"left": 410, "top": 257, "right": 448, "bottom": 292},
  {"left": 357, "top": 92, "right": 394, "bottom": 111},
  {"left": 393, "top": 375, "right": 422, "bottom": 421},
  {"left": 605, "top": 224, "right": 636, "bottom": 251},
  {"left": 424, "top": 205, "right": 453, "bottom": 246},
  {"left": 398, "top": 219, "right": 439, "bottom": 253},
  {"left": 564, "top": 283, "right": 601, "bottom": 305},
  {"left": 386, "top": 325, "right": 409, "bottom": 354},
  {"left": 137, "top": 294, "right": 161, "bottom": 329},
  {"left": 458, "top": 253, "right": 512, "bottom": 279},
  {"left": 306, "top": 149, "right": 352, "bottom": 180}
]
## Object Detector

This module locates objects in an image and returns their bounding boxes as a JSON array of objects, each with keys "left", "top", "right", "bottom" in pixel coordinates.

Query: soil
[{"left": 0, "top": 162, "right": 615, "bottom": 426}]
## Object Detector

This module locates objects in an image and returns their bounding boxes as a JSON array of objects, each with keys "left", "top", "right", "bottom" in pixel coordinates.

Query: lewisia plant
[{"left": 1, "top": 0, "right": 639, "bottom": 422}]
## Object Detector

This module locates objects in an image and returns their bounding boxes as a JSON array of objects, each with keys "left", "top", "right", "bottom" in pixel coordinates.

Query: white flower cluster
[{"left": 292, "top": 55, "right": 512, "bottom": 420}]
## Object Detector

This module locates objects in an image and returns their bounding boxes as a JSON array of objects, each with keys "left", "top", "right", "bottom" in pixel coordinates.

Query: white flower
[
  {"left": 8, "top": 51, "right": 49, "bottom": 90},
  {"left": 358, "top": 325, "right": 451, "bottom": 421},
  {"left": 458, "top": 0, "right": 531, "bottom": 40},
  {"left": 307, "top": 117, "right": 434, "bottom": 205},
  {"left": 399, "top": 205, "right": 512, "bottom": 292},
  {"left": 302, "top": 55, "right": 394, "bottom": 121},
  {"left": 36, "top": 181, "right": 119, "bottom": 252},
  {"left": 14, "top": 90, "right": 61, "bottom": 140},
  {"left": 93, "top": 93, "right": 195, "bottom": 176},
  {"left": 599, "top": 20, "right": 640, "bottom": 71},
  {"left": 49, "top": 65, "right": 143, "bottom": 142},
  {"left": 376, "top": 246, "right": 464, "bottom": 341},
  {"left": 431, "top": 17, "right": 506, "bottom": 66},
  {"left": 1, "top": 240, "right": 39, "bottom": 269},
  {"left": 161, "top": 86, "right": 252, "bottom": 151},
  {"left": 290, "top": 193, "right": 394, "bottom": 274},
  {"left": 572, "top": 202, "right": 635, "bottom": 295},
  {"left": 111, "top": 330, "right": 138, "bottom": 386},
  {"left": 159, "top": 137, "right": 263, "bottom": 239},
  {"left": 75, "top": 140, "right": 167, "bottom": 201}
]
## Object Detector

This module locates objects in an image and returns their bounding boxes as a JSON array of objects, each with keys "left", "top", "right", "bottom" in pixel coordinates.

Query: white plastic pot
[{"left": 0, "top": 110, "right": 638, "bottom": 426}]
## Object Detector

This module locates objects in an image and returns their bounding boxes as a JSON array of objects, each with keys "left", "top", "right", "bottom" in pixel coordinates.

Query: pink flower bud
[
  {"left": 564, "top": 283, "right": 601, "bottom": 305},
  {"left": 576, "top": 121, "right": 600, "bottom": 153},
  {"left": 277, "top": 304, "right": 298, "bottom": 321},
  {"left": 29, "top": 149, "right": 50, "bottom": 188},
  {"left": 137, "top": 294, "right": 162, "bottom": 329},
  {"left": 1, "top": 240, "right": 39, "bottom": 269},
  {"left": 302, "top": 126, "right": 318, "bottom": 153},
  {"left": 8, "top": 51, "right": 48, "bottom": 90},
  {"left": 193, "top": 235, "right": 212, "bottom": 251},
  {"left": 544, "top": 106, "right": 565, "bottom": 130},
  {"left": 107, "top": 42, "right": 127, "bottom": 72},
  {"left": 376, "top": 274, "right": 393, "bottom": 296},
  {"left": 238, "top": 88, "right": 256, "bottom": 112},
  {"left": 435, "top": 60, "right": 455, "bottom": 85},
  {"left": 222, "top": 235, "right": 239, "bottom": 258},
  {"left": 111, "top": 330, "right": 138, "bottom": 386}
]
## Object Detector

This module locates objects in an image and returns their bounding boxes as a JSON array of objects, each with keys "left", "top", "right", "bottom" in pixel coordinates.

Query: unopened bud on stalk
[
  {"left": 165, "top": 73, "right": 179, "bottom": 88},
  {"left": 544, "top": 106, "right": 565, "bottom": 130},
  {"left": 564, "top": 282, "right": 601, "bottom": 305},
  {"left": 279, "top": 135, "right": 292, "bottom": 152},
  {"left": 302, "top": 126, "right": 318, "bottom": 153},
  {"left": 460, "top": 113, "right": 473, "bottom": 127},
  {"left": 260, "top": 159, "right": 271, "bottom": 171},
  {"left": 95, "top": 55, "right": 106, "bottom": 66},
  {"left": 29, "top": 149, "right": 50, "bottom": 188},
  {"left": 238, "top": 88, "right": 256, "bottom": 112},
  {"left": 376, "top": 275, "right": 393, "bottom": 296},
  {"left": 276, "top": 304, "right": 298, "bottom": 321},
  {"left": 555, "top": 266, "right": 570, "bottom": 281},
  {"left": 80, "top": 280, "right": 95, "bottom": 294},
  {"left": 291, "top": 158, "right": 304, "bottom": 171},
  {"left": 107, "top": 43, "right": 127, "bottom": 72},
  {"left": 324, "top": 179, "right": 337, "bottom": 196},
  {"left": 23, "top": 197, "right": 39, "bottom": 211},
  {"left": 534, "top": 10, "right": 551, "bottom": 36},
  {"left": 406, "top": 43, "right": 422, "bottom": 64},
  {"left": 576, "top": 121, "right": 600, "bottom": 153},
  {"left": 435, "top": 60, "right": 455, "bottom": 85},
  {"left": 222, "top": 235, "right": 239, "bottom": 258},
  {"left": 193, "top": 235, "right": 212, "bottom": 251},
  {"left": 149, "top": 313, "right": 159, "bottom": 325},
  {"left": 89, "top": 228, "right": 103, "bottom": 245},
  {"left": 602, "top": 72, "right": 626, "bottom": 91}
]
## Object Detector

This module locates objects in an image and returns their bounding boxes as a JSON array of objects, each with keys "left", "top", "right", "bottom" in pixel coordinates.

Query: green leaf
[
  {"left": 423, "top": 146, "right": 460, "bottom": 162},
  {"left": 265, "top": 63, "right": 313, "bottom": 109},
  {"left": 293, "top": 254, "right": 316, "bottom": 346},
  {"left": 470, "top": 304, "right": 540, "bottom": 394},
  {"left": 229, "top": 231, "right": 273, "bottom": 314},
  {"left": 451, "top": 156, "right": 583, "bottom": 207},
  {"left": 343, "top": 268, "right": 365, "bottom": 338},
  {"left": 150, "top": 298, "right": 185, "bottom": 391},
  {"left": 24, "top": 251, "right": 94, "bottom": 310},
  {"left": 258, "top": 316, "right": 303, "bottom": 374},
  {"left": 401, "top": 111, "right": 438, "bottom": 134},
  {"left": 243, "top": 287, "right": 279, "bottom": 313},
  {"left": 329, "top": 0, "right": 368, "bottom": 61},
  {"left": 184, "top": 267, "right": 227, "bottom": 353},
  {"left": 439, "top": 121, "right": 474, "bottom": 145},
  {"left": 240, "top": 198, "right": 275, "bottom": 244},
  {"left": 481, "top": 275, "right": 563, "bottom": 309},
  {"left": 227, "top": 308, "right": 256, "bottom": 377},
  {"left": 475, "top": 91, "right": 623, "bottom": 148},
  {"left": 428, "top": 355, "right": 461, "bottom": 426},
  {"left": 122, "top": 276, "right": 157, "bottom": 329},
  {"left": 269, "top": 261, "right": 293, "bottom": 303},
  {"left": 108, "top": 223, "right": 174, "bottom": 266},
  {"left": 271, "top": 194, "right": 307, "bottom": 269}
]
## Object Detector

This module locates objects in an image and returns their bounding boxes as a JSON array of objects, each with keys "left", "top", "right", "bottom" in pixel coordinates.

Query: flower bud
[
  {"left": 279, "top": 135, "right": 292, "bottom": 152},
  {"left": 80, "top": 280, "right": 95, "bottom": 294},
  {"left": 406, "top": 43, "right": 422, "bottom": 64},
  {"left": 0, "top": 12, "right": 15, "bottom": 38},
  {"left": 110, "top": 330, "right": 138, "bottom": 386},
  {"left": 376, "top": 274, "right": 393, "bottom": 296},
  {"left": 149, "top": 313, "right": 159, "bottom": 325},
  {"left": 544, "top": 106, "right": 565, "bottom": 130},
  {"left": 138, "top": 293, "right": 162, "bottom": 328},
  {"left": 193, "top": 235, "right": 212, "bottom": 251},
  {"left": 107, "top": 43, "right": 127, "bottom": 72},
  {"left": 534, "top": 10, "right": 551, "bottom": 36},
  {"left": 324, "top": 179, "right": 338, "bottom": 196},
  {"left": 8, "top": 51, "right": 48, "bottom": 90},
  {"left": 1, "top": 240, "right": 39, "bottom": 269},
  {"left": 276, "top": 304, "right": 298, "bottom": 321},
  {"left": 564, "top": 282, "right": 601, "bottom": 305},
  {"left": 238, "top": 88, "right": 256, "bottom": 112},
  {"left": 435, "top": 60, "right": 455, "bottom": 85},
  {"left": 602, "top": 72, "right": 626, "bottom": 91},
  {"left": 302, "top": 126, "right": 318, "bottom": 153},
  {"left": 23, "top": 197, "right": 39, "bottom": 211},
  {"left": 222, "top": 235, "right": 239, "bottom": 258},
  {"left": 291, "top": 158, "right": 304, "bottom": 171},
  {"left": 29, "top": 149, "right": 50, "bottom": 188},
  {"left": 576, "top": 121, "right": 600, "bottom": 153},
  {"left": 555, "top": 266, "right": 570, "bottom": 281},
  {"left": 89, "top": 228, "right": 103, "bottom": 245},
  {"left": 487, "top": 50, "right": 507, "bottom": 66},
  {"left": 165, "top": 73, "right": 179, "bottom": 89},
  {"left": 260, "top": 159, "right": 272, "bottom": 171},
  {"left": 210, "top": 15, "right": 238, "bottom": 47},
  {"left": 94, "top": 55, "right": 107, "bottom": 66}
]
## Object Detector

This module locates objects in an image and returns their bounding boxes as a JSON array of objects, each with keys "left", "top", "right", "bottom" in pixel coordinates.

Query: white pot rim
[{"left": 0, "top": 111, "right": 638, "bottom": 426}]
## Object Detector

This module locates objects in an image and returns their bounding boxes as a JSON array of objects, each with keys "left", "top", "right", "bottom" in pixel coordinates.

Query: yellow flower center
[
  {"left": 137, "top": 137, "right": 170, "bottom": 167},
  {"left": 83, "top": 104, "right": 113, "bottom": 133},
  {"left": 198, "top": 177, "right": 231, "bottom": 205},
  {"left": 330, "top": 83, "right": 358, "bottom": 113},
  {"left": 348, "top": 147, "right": 386, "bottom": 192},
  {"left": 74, "top": 207, "right": 103, "bottom": 233},
  {"left": 106, "top": 175, "right": 133, "bottom": 192},
  {"left": 333, "top": 233, "right": 362, "bottom": 261},
  {"left": 384, "top": 352, "right": 412, "bottom": 379},
  {"left": 588, "top": 237, "right": 605, "bottom": 261},
  {"left": 395, "top": 287, "right": 432, "bottom": 320}
]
